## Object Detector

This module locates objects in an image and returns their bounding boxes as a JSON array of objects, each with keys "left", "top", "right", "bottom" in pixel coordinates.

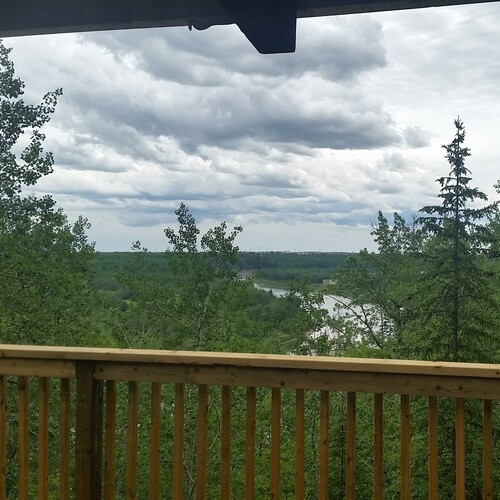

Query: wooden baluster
[
  {"left": 428, "top": 396, "right": 438, "bottom": 500},
  {"left": 483, "top": 399, "right": 493, "bottom": 499},
  {"left": 75, "top": 362, "right": 103, "bottom": 500},
  {"left": 18, "top": 375, "right": 29, "bottom": 500},
  {"left": 104, "top": 380, "right": 116, "bottom": 500},
  {"left": 126, "top": 381, "right": 139, "bottom": 499},
  {"left": 345, "top": 392, "right": 356, "bottom": 500},
  {"left": 59, "top": 378, "right": 71, "bottom": 500},
  {"left": 270, "top": 388, "right": 281, "bottom": 499},
  {"left": 319, "top": 390, "right": 329, "bottom": 500},
  {"left": 455, "top": 398, "right": 465, "bottom": 500},
  {"left": 220, "top": 385, "right": 231, "bottom": 500},
  {"left": 400, "top": 394, "right": 410, "bottom": 500},
  {"left": 149, "top": 382, "right": 161, "bottom": 500},
  {"left": 373, "top": 393, "right": 383, "bottom": 500},
  {"left": 0, "top": 376, "right": 6, "bottom": 500},
  {"left": 38, "top": 378, "right": 49, "bottom": 500},
  {"left": 245, "top": 386, "right": 256, "bottom": 500},
  {"left": 172, "top": 383, "right": 185, "bottom": 500},
  {"left": 197, "top": 385, "right": 209, "bottom": 500},
  {"left": 295, "top": 389, "right": 304, "bottom": 500}
]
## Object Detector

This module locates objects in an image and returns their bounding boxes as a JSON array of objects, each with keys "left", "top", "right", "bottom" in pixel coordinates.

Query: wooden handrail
[
  {"left": 1, "top": 343, "right": 500, "bottom": 377},
  {"left": 1, "top": 345, "right": 500, "bottom": 399}
]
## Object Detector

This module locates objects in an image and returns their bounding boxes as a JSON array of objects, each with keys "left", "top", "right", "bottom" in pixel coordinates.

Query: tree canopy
[{"left": 0, "top": 40, "right": 95, "bottom": 344}]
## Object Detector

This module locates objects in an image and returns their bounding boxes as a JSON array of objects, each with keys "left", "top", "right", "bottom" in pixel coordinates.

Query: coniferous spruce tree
[{"left": 416, "top": 117, "right": 498, "bottom": 362}]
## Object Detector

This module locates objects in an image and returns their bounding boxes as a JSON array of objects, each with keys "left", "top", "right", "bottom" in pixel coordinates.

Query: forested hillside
[{"left": 92, "top": 250, "right": 351, "bottom": 295}]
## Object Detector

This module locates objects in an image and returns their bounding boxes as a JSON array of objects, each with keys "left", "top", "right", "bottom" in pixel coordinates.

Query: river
[
  {"left": 254, "top": 284, "right": 370, "bottom": 341},
  {"left": 254, "top": 284, "right": 345, "bottom": 317}
]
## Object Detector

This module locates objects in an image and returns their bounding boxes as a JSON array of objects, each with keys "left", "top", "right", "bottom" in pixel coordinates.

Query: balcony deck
[{"left": 0, "top": 344, "right": 498, "bottom": 498}]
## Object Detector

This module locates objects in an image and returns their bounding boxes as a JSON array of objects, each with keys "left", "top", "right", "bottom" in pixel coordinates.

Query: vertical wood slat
[
  {"left": 373, "top": 393, "right": 383, "bottom": 500},
  {"left": 172, "top": 383, "right": 185, "bottom": 500},
  {"left": 428, "top": 396, "right": 438, "bottom": 500},
  {"left": 38, "top": 378, "right": 49, "bottom": 500},
  {"left": 104, "top": 380, "right": 116, "bottom": 500},
  {"left": 126, "top": 381, "right": 139, "bottom": 499},
  {"left": 345, "top": 392, "right": 356, "bottom": 500},
  {"left": 270, "top": 388, "right": 281, "bottom": 499},
  {"left": 455, "top": 398, "right": 465, "bottom": 500},
  {"left": 196, "top": 385, "right": 209, "bottom": 500},
  {"left": 295, "top": 389, "right": 304, "bottom": 500},
  {"left": 319, "top": 390, "right": 329, "bottom": 500},
  {"left": 59, "top": 379, "right": 71, "bottom": 500},
  {"left": 220, "top": 385, "right": 231, "bottom": 500},
  {"left": 18, "top": 375, "right": 29, "bottom": 500},
  {"left": 0, "top": 376, "right": 5, "bottom": 500},
  {"left": 75, "top": 363, "right": 103, "bottom": 500},
  {"left": 483, "top": 399, "right": 493, "bottom": 499},
  {"left": 245, "top": 386, "right": 256, "bottom": 500},
  {"left": 149, "top": 382, "right": 161, "bottom": 500},
  {"left": 400, "top": 394, "right": 410, "bottom": 500}
]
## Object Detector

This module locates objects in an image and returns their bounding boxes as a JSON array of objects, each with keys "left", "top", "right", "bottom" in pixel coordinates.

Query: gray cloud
[
  {"left": 8, "top": 3, "right": 500, "bottom": 252},
  {"left": 88, "top": 16, "right": 387, "bottom": 83},
  {"left": 403, "top": 126, "right": 430, "bottom": 148}
]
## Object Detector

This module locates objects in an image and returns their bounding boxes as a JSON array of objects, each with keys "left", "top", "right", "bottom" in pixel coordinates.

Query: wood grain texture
[
  {"left": 149, "top": 382, "right": 161, "bottom": 500},
  {"left": 373, "top": 393, "right": 383, "bottom": 500},
  {"left": 270, "top": 388, "right": 281, "bottom": 499},
  {"left": 172, "top": 384, "right": 184, "bottom": 500},
  {"left": 345, "top": 392, "right": 356, "bottom": 500},
  {"left": 104, "top": 380, "right": 116, "bottom": 500},
  {"left": 18, "top": 376, "right": 29, "bottom": 500},
  {"left": 196, "top": 385, "right": 209, "bottom": 500},
  {"left": 220, "top": 385, "right": 231, "bottom": 500},
  {"left": 295, "top": 389, "right": 304, "bottom": 500},
  {"left": 245, "top": 387, "right": 256, "bottom": 500},
  {"left": 428, "top": 396, "right": 438, "bottom": 500},
  {"left": 455, "top": 398, "right": 465, "bottom": 500},
  {"left": 483, "top": 399, "right": 493, "bottom": 499},
  {"left": 319, "top": 391, "right": 329, "bottom": 500},
  {"left": 400, "top": 394, "right": 410, "bottom": 500},
  {"left": 38, "top": 378, "right": 49, "bottom": 500}
]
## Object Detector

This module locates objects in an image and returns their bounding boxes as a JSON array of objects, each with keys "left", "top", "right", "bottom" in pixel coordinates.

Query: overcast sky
[{"left": 5, "top": 3, "right": 500, "bottom": 252}]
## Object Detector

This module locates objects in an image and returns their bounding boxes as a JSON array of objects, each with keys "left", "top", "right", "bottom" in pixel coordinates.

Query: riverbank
[{"left": 253, "top": 278, "right": 330, "bottom": 292}]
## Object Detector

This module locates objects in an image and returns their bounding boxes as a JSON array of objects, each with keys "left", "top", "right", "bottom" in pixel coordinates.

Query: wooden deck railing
[{"left": 0, "top": 344, "right": 499, "bottom": 498}]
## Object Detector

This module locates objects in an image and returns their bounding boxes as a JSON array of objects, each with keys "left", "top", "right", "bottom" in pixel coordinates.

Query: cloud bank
[{"left": 5, "top": 3, "right": 500, "bottom": 251}]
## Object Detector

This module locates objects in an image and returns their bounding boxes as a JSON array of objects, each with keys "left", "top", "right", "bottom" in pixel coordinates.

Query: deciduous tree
[{"left": 0, "top": 41, "right": 95, "bottom": 344}]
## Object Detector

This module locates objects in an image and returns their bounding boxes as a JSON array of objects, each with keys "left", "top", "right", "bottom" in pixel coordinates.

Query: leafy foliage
[
  {"left": 111, "top": 204, "right": 311, "bottom": 352},
  {"left": 0, "top": 41, "right": 95, "bottom": 344}
]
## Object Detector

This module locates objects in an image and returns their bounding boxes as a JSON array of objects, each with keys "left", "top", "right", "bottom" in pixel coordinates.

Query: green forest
[{"left": 2, "top": 39, "right": 500, "bottom": 498}]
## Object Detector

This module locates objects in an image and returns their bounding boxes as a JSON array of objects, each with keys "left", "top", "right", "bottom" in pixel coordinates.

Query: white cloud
[{"left": 6, "top": 2, "right": 500, "bottom": 252}]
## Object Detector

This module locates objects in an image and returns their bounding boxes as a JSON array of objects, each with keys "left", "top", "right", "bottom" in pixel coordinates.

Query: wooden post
[
  {"left": 295, "top": 389, "right": 304, "bottom": 500},
  {"left": 428, "top": 396, "right": 438, "bottom": 500},
  {"left": 455, "top": 398, "right": 465, "bottom": 500},
  {"left": 59, "top": 379, "right": 71, "bottom": 500},
  {"left": 0, "top": 376, "right": 6, "bottom": 500},
  {"left": 483, "top": 399, "right": 493, "bottom": 499},
  {"left": 221, "top": 386, "right": 232, "bottom": 500},
  {"left": 400, "top": 394, "right": 410, "bottom": 500},
  {"left": 75, "top": 362, "right": 103, "bottom": 500},
  {"left": 38, "top": 377, "right": 49, "bottom": 500},
  {"left": 245, "top": 387, "right": 256, "bottom": 500},
  {"left": 373, "top": 393, "right": 384, "bottom": 500},
  {"left": 270, "top": 388, "right": 281, "bottom": 499},
  {"left": 345, "top": 392, "right": 356, "bottom": 500},
  {"left": 18, "top": 376, "right": 29, "bottom": 500},
  {"left": 319, "top": 391, "right": 329, "bottom": 500}
]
